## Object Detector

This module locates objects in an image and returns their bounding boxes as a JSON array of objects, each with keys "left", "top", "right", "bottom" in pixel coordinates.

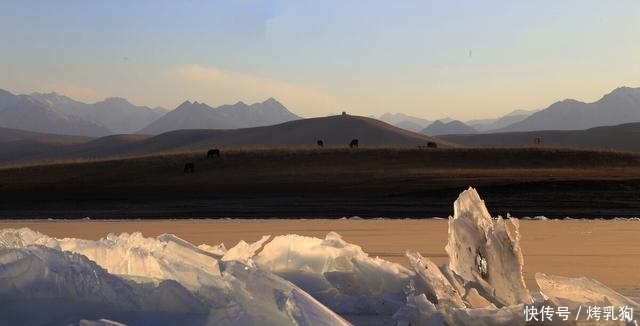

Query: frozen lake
[
  {"left": 1, "top": 189, "right": 639, "bottom": 325},
  {"left": 2, "top": 216, "right": 639, "bottom": 297}
]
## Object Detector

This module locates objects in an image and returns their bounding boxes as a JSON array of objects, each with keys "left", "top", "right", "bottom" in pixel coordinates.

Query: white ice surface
[{"left": 0, "top": 187, "right": 637, "bottom": 326}]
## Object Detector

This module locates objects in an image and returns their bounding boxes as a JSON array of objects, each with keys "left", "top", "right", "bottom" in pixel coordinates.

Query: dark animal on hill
[
  {"left": 207, "top": 149, "right": 220, "bottom": 158},
  {"left": 533, "top": 137, "right": 541, "bottom": 146},
  {"left": 184, "top": 162, "right": 195, "bottom": 173},
  {"left": 427, "top": 141, "right": 437, "bottom": 148},
  {"left": 349, "top": 139, "right": 359, "bottom": 148},
  {"left": 317, "top": 140, "right": 324, "bottom": 148}
]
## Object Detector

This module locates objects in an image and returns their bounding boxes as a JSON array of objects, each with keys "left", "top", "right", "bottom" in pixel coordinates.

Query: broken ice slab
[
  {"left": 405, "top": 250, "right": 466, "bottom": 309},
  {"left": 537, "top": 272, "right": 639, "bottom": 325},
  {"left": 446, "top": 187, "right": 533, "bottom": 306}
]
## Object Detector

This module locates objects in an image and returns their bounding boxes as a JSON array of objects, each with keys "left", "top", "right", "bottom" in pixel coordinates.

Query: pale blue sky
[{"left": 1, "top": 1, "right": 639, "bottom": 120}]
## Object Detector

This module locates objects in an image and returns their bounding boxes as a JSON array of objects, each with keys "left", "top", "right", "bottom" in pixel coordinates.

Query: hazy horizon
[{"left": 2, "top": 1, "right": 639, "bottom": 121}]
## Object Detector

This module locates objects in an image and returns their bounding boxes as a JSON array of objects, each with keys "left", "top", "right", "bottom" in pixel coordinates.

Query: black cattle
[
  {"left": 533, "top": 137, "right": 541, "bottom": 146},
  {"left": 349, "top": 139, "right": 359, "bottom": 148},
  {"left": 317, "top": 140, "right": 324, "bottom": 148},
  {"left": 427, "top": 141, "right": 437, "bottom": 148},
  {"left": 207, "top": 148, "right": 220, "bottom": 158},
  {"left": 184, "top": 162, "right": 195, "bottom": 173}
]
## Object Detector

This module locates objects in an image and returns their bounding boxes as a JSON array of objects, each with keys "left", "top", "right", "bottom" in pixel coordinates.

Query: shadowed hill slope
[
  {"left": 0, "top": 115, "right": 453, "bottom": 164},
  {"left": 0, "top": 126, "right": 90, "bottom": 143},
  {"left": 2, "top": 147, "right": 640, "bottom": 218},
  {"left": 440, "top": 122, "right": 640, "bottom": 152}
]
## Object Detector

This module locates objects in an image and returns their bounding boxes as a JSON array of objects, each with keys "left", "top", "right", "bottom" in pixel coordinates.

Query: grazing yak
[
  {"left": 349, "top": 139, "right": 359, "bottom": 148},
  {"left": 317, "top": 140, "right": 324, "bottom": 148},
  {"left": 184, "top": 162, "right": 195, "bottom": 173},
  {"left": 533, "top": 137, "right": 541, "bottom": 146},
  {"left": 427, "top": 141, "right": 437, "bottom": 148},
  {"left": 207, "top": 148, "right": 220, "bottom": 158}
]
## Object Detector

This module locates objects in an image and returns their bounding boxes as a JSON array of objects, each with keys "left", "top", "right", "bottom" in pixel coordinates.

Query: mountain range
[
  {"left": 0, "top": 89, "right": 111, "bottom": 137},
  {"left": 0, "top": 90, "right": 301, "bottom": 137},
  {"left": 139, "top": 98, "right": 301, "bottom": 134},
  {"left": 0, "top": 86, "right": 639, "bottom": 140},
  {"left": 495, "top": 87, "right": 640, "bottom": 132},
  {"left": 466, "top": 109, "right": 538, "bottom": 132},
  {"left": 420, "top": 120, "right": 478, "bottom": 136},
  {"left": 377, "top": 113, "right": 432, "bottom": 132},
  {"left": 382, "top": 86, "right": 640, "bottom": 135},
  {"left": 30, "top": 92, "right": 167, "bottom": 134}
]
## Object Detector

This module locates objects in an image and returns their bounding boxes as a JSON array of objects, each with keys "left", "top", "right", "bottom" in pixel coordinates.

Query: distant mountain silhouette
[
  {"left": 31, "top": 92, "right": 164, "bottom": 134},
  {"left": 0, "top": 90, "right": 111, "bottom": 137},
  {"left": 378, "top": 113, "right": 432, "bottom": 132},
  {"left": 467, "top": 109, "right": 538, "bottom": 132},
  {"left": 139, "top": 98, "right": 301, "bottom": 134},
  {"left": 420, "top": 120, "right": 477, "bottom": 136},
  {"left": 0, "top": 114, "right": 453, "bottom": 164},
  {"left": 496, "top": 87, "right": 640, "bottom": 132}
]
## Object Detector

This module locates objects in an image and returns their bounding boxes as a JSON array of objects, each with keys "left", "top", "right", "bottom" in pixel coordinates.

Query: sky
[{"left": 1, "top": 1, "right": 639, "bottom": 120}]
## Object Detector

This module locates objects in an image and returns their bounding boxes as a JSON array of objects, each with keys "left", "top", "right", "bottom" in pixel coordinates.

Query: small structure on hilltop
[{"left": 349, "top": 139, "right": 359, "bottom": 148}]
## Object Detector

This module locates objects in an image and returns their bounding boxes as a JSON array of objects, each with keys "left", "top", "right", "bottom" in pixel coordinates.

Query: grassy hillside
[
  {"left": 0, "top": 115, "right": 451, "bottom": 164},
  {"left": 441, "top": 122, "right": 640, "bottom": 152},
  {"left": 2, "top": 147, "right": 640, "bottom": 219}
]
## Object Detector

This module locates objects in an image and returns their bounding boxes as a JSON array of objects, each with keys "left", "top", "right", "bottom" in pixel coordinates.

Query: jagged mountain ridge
[
  {"left": 2, "top": 89, "right": 301, "bottom": 137},
  {"left": 496, "top": 86, "right": 640, "bottom": 132},
  {"left": 139, "top": 97, "right": 301, "bottom": 134},
  {"left": 420, "top": 120, "right": 478, "bottom": 136},
  {"left": 30, "top": 92, "right": 165, "bottom": 134},
  {"left": 0, "top": 90, "right": 111, "bottom": 137}
]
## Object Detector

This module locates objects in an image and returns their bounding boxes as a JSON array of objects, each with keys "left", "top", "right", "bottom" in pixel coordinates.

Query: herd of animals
[
  {"left": 183, "top": 139, "right": 437, "bottom": 173},
  {"left": 182, "top": 136, "right": 544, "bottom": 173}
]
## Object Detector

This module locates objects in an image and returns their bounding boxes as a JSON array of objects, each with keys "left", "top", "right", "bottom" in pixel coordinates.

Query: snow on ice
[{"left": 0, "top": 187, "right": 637, "bottom": 326}]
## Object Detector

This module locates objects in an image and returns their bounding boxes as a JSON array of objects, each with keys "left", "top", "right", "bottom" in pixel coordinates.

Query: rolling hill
[
  {"left": 0, "top": 114, "right": 452, "bottom": 164},
  {"left": 440, "top": 122, "right": 640, "bottom": 152}
]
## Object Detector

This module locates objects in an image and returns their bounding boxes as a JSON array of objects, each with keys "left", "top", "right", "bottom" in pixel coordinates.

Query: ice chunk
[
  {"left": 537, "top": 273, "right": 639, "bottom": 325},
  {"left": 0, "top": 246, "right": 210, "bottom": 326},
  {"left": 59, "top": 232, "right": 223, "bottom": 290},
  {"left": 445, "top": 304, "right": 526, "bottom": 326},
  {"left": 405, "top": 250, "right": 465, "bottom": 309},
  {"left": 222, "top": 235, "right": 271, "bottom": 264},
  {"left": 445, "top": 187, "right": 533, "bottom": 306},
  {"left": 198, "top": 242, "right": 227, "bottom": 257},
  {"left": 393, "top": 293, "right": 445, "bottom": 326},
  {"left": 220, "top": 261, "right": 352, "bottom": 326},
  {"left": 0, "top": 230, "right": 355, "bottom": 326},
  {"left": 0, "top": 227, "right": 60, "bottom": 249},
  {"left": 254, "top": 233, "right": 413, "bottom": 316}
]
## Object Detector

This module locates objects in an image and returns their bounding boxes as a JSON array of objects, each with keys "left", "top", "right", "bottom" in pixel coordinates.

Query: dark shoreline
[
  {"left": 2, "top": 179, "right": 640, "bottom": 219},
  {"left": 2, "top": 148, "right": 640, "bottom": 219}
]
